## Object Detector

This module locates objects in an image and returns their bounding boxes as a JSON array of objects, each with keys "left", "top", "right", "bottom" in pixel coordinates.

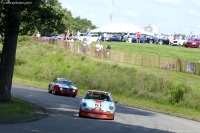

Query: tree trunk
[{"left": 0, "top": 7, "right": 21, "bottom": 102}]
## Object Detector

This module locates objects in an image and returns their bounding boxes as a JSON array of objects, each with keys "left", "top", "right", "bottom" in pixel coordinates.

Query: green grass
[
  {"left": 96, "top": 41, "right": 200, "bottom": 62},
  {"left": 2, "top": 36, "right": 200, "bottom": 123},
  {"left": 0, "top": 97, "right": 48, "bottom": 124},
  {"left": 0, "top": 97, "right": 34, "bottom": 117}
]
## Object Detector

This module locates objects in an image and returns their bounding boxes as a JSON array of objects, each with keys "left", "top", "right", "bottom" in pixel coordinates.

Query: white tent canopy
[{"left": 91, "top": 23, "right": 153, "bottom": 35}]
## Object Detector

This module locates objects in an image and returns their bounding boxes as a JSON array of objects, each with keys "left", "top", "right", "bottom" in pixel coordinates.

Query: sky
[{"left": 58, "top": 0, "right": 200, "bottom": 35}]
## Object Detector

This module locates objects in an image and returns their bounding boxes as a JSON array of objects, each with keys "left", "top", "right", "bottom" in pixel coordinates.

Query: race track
[{"left": 1, "top": 83, "right": 200, "bottom": 133}]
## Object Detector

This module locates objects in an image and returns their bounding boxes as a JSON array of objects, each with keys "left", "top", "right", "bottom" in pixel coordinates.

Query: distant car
[
  {"left": 157, "top": 36, "right": 170, "bottom": 45},
  {"left": 184, "top": 38, "right": 200, "bottom": 48},
  {"left": 144, "top": 36, "right": 158, "bottom": 44},
  {"left": 73, "top": 33, "right": 79, "bottom": 41},
  {"left": 53, "top": 35, "right": 63, "bottom": 39},
  {"left": 132, "top": 34, "right": 145, "bottom": 43},
  {"left": 78, "top": 33, "right": 87, "bottom": 41},
  {"left": 48, "top": 78, "right": 78, "bottom": 97},
  {"left": 79, "top": 34, "right": 99, "bottom": 42},
  {"left": 108, "top": 34, "right": 124, "bottom": 42},
  {"left": 79, "top": 90, "right": 116, "bottom": 120},
  {"left": 42, "top": 34, "right": 59, "bottom": 40},
  {"left": 172, "top": 37, "right": 187, "bottom": 46}
]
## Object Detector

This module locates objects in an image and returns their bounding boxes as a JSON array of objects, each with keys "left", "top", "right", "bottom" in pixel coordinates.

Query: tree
[
  {"left": 0, "top": 0, "right": 63, "bottom": 102},
  {"left": 19, "top": 0, "right": 65, "bottom": 35},
  {"left": 0, "top": 0, "right": 97, "bottom": 102}
]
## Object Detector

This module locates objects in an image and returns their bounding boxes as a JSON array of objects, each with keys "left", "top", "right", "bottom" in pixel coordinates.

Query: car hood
[
  {"left": 57, "top": 83, "right": 77, "bottom": 90},
  {"left": 81, "top": 99, "right": 115, "bottom": 112}
]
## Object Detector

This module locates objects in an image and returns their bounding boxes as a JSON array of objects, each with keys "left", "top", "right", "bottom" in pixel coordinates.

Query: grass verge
[{"left": 0, "top": 97, "right": 48, "bottom": 124}]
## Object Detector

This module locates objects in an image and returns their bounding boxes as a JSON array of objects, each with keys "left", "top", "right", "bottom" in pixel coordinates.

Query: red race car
[{"left": 48, "top": 78, "right": 78, "bottom": 97}]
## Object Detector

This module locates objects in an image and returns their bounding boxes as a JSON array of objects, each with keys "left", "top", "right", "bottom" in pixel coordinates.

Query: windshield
[
  {"left": 189, "top": 38, "right": 200, "bottom": 41},
  {"left": 59, "top": 80, "right": 73, "bottom": 86},
  {"left": 84, "top": 93, "right": 111, "bottom": 101}
]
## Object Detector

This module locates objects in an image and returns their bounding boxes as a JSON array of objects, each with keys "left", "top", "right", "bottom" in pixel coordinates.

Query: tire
[
  {"left": 53, "top": 88, "right": 57, "bottom": 95},
  {"left": 149, "top": 40, "right": 153, "bottom": 44},
  {"left": 159, "top": 40, "right": 163, "bottom": 45},
  {"left": 48, "top": 87, "right": 52, "bottom": 93},
  {"left": 79, "top": 110, "right": 83, "bottom": 117}
]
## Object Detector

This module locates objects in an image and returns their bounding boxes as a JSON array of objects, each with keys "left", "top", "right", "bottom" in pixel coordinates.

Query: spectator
[
  {"left": 36, "top": 32, "right": 41, "bottom": 38},
  {"left": 64, "top": 30, "right": 69, "bottom": 40},
  {"left": 95, "top": 41, "right": 100, "bottom": 57},
  {"left": 66, "top": 30, "right": 71, "bottom": 49},
  {"left": 98, "top": 32, "right": 101, "bottom": 40},
  {"left": 99, "top": 42, "right": 104, "bottom": 58},
  {"left": 69, "top": 30, "right": 74, "bottom": 51},
  {"left": 86, "top": 28, "right": 91, "bottom": 37},
  {"left": 77, "top": 30, "right": 80, "bottom": 39},
  {"left": 136, "top": 32, "right": 141, "bottom": 43},
  {"left": 121, "top": 32, "right": 125, "bottom": 42},
  {"left": 84, "top": 38, "right": 91, "bottom": 53},
  {"left": 36, "top": 32, "right": 41, "bottom": 42},
  {"left": 126, "top": 32, "right": 130, "bottom": 42},
  {"left": 169, "top": 34, "right": 173, "bottom": 45},
  {"left": 106, "top": 43, "right": 111, "bottom": 58},
  {"left": 173, "top": 35, "right": 176, "bottom": 40},
  {"left": 101, "top": 33, "right": 104, "bottom": 41},
  {"left": 104, "top": 32, "right": 107, "bottom": 41}
]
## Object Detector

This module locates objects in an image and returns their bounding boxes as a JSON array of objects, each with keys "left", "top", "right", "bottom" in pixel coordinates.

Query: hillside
[{"left": 13, "top": 36, "right": 200, "bottom": 121}]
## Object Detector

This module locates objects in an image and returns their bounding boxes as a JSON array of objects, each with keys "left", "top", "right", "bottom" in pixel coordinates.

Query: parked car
[
  {"left": 48, "top": 78, "right": 78, "bottom": 97},
  {"left": 77, "top": 33, "right": 87, "bottom": 41},
  {"left": 172, "top": 37, "right": 187, "bottom": 46},
  {"left": 157, "top": 35, "right": 170, "bottom": 45},
  {"left": 42, "top": 34, "right": 59, "bottom": 40},
  {"left": 79, "top": 33, "right": 99, "bottom": 42},
  {"left": 79, "top": 90, "right": 116, "bottom": 120},
  {"left": 184, "top": 38, "right": 200, "bottom": 48},
  {"left": 73, "top": 33, "right": 79, "bottom": 41},
  {"left": 107, "top": 34, "right": 124, "bottom": 42},
  {"left": 144, "top": 36, "right": 158, "bottom": 44}
]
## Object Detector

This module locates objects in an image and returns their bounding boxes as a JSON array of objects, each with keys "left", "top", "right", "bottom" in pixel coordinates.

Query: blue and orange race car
[{"left": 79, "top": 90, "right": 116, "bottom": 120}]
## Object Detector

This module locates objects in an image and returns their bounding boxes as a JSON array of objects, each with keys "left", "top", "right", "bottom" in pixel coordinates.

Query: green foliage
[
  {"left": 18, "top": 0, "right": 96, "bottom": 35},
  {"left": 174, "top": 33, "right": 186, "bottom": 38},
  {"left": 167, "top": 84, "right": 190, "bottom": 104},
  {"left": 17, "top": 36, "right": 32, "bottom": 42}
]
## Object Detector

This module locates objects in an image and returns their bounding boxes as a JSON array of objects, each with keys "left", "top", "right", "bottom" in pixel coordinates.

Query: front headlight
[
  {"left": 82, "top": 102, "right": 87, "bottom": 107},
  {"left": 109, "top": 106, "right": 114, "bottom": 110},
  {"left": 60, "top": 87, "right": 63, "bottom": 90}
]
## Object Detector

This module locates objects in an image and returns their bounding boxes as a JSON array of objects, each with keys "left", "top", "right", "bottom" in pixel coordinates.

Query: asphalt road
[{"left": 1, "top": 83, "right": 200, "bottom": 133}]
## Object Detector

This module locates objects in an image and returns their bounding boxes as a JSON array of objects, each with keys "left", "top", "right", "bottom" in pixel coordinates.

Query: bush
[
  {"left": 167, "top": 84, "right": 190, "bottom": 104},
  {"left": 18, "top": 36, "right": 32, "bottom": 42}
]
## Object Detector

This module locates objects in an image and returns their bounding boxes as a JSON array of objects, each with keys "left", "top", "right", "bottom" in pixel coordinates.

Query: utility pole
[{"left": 109, "top": 0, "right": 114, "bottom": 24}]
